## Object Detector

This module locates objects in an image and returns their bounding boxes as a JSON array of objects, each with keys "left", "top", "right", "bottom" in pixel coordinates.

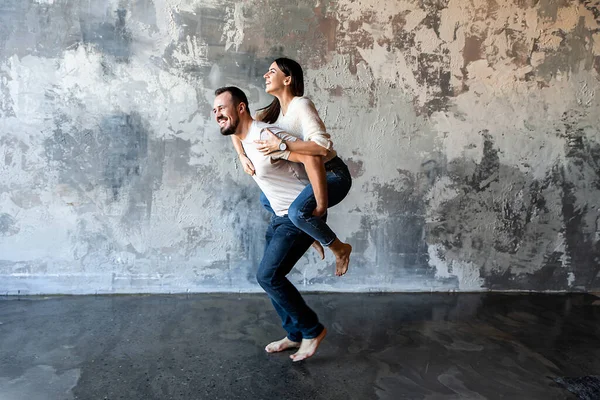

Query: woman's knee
[{"left": 287, "top": 201, "right": 309, "bottom": 227}]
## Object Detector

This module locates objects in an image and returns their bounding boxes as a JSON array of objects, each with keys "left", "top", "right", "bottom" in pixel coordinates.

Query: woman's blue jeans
[{"left": 260, "top": 156, "right": 352, "bottom": 246}]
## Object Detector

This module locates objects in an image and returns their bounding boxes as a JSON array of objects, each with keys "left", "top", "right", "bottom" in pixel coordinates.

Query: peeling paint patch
[
  {"left": 344, "top": 157, "right": 364, "bottom": 178},
  {"left": 428, "top": 244, "right": 485, "bottom": 291},
  {"left": 567, "top": 272, "right": 575, "bottom": 286},
  {"left": 0, "top": 213, "right": 18, "bottom": 236}
]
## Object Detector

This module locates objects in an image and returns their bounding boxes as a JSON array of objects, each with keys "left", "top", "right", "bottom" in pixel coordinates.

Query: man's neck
[{"left": 235, "top": 115, "right": 255, "bottom": 141}]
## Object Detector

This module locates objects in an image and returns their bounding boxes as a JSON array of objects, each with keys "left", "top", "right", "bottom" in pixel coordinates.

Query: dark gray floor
[{"left": 1, "top": 292, "right": 599, "bottom": 400}]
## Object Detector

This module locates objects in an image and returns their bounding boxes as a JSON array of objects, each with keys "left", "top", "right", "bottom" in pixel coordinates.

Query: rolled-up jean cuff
[
  {"left": 302, "top": 323, "right": 325, "bottom": 339},
  {"left": 322, "top": 237, "right": 336, "bottom": 247},
  {"left": 287, "top": 334, "right": 302, "bottom": 342}
]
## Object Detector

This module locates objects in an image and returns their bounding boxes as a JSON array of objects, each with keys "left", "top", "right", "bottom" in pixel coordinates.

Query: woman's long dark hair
[{"left": 257, "top": 57, "right": 304, "bottom": 123}]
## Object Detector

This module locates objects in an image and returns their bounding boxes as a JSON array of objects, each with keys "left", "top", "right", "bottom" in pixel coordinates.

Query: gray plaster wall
[{"left": 1, "top": 0, "right": 599, "bottom": 294}]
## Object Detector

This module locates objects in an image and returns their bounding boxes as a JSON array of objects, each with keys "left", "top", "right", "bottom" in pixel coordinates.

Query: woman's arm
[
  {"left": 254, "top": 129, "right": 328, "bottom": 156},
  {"left": 297, "top": 98, "right": 334, "bottom": 152},
  {"left": 254, "top": 98, "right": 333, "bottom": 157}
]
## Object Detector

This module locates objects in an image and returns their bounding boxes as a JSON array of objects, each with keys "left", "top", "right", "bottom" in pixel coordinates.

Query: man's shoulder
[
  {"left": 253, "top": 121, "right": 286, "bottom": 137},
  {"left": 245, "top": 121, "right": 272, "bottom": 140},
  {"left": 253, "top": 120, "right": 279, "bottom": 130}
]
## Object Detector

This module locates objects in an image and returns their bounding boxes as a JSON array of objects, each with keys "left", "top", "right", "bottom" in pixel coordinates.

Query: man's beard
[{"left": 219, "top": 117, "right": 239, "bottom": 136}]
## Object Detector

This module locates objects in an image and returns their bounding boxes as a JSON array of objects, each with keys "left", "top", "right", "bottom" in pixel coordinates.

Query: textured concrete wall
[{"left": 1, "top": 0, "right": 599, "bottom": 294}]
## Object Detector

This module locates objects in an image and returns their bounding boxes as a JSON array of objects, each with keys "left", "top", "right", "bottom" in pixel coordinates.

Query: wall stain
[
  {"left": 557, "top": 109, "right": 600, "bottom": 288},
  {"left": 0, "top": 214, "right": 18, "bottom": 236},
  {"left": 535, "top": 18, "right": 596, "bottom": 81},
  {"left": 80, "top": 6, "right": 132, "bottom": 63},
  {"left": 43, "top": 111, "right": 164, "bottom": 222},
  {"left": 426, "top": 132, "right": 579, "bottom": 290}
]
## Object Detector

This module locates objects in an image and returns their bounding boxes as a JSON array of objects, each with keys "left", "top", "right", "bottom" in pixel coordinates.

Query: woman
[{"left": 230, "top": 57, "right": 352, "bottom": 277}]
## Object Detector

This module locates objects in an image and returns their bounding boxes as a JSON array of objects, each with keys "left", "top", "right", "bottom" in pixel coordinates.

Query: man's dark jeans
[{"left": 256, "top": 214, "right": 324, "bottom": 342}]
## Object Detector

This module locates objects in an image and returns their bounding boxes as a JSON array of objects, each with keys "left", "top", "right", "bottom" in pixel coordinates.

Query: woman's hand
[
  {"left": 239, "top": 154, "right": 255, "bottom": 176},
  {"left": 312, "top": 205, "right": 327, "bottom": 217},
  {"left": 254, "top": 129, "right": 281, "bottom": 154}
]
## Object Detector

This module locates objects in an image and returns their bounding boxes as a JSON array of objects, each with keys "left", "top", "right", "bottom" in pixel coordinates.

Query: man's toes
[{"left": 266, "top": 342, "right": 283, "bottom": 353}]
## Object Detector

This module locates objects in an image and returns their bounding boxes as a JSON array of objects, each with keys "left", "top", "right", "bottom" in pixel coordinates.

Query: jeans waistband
[{"left": 324, "top": 156, "right": 345, "bottom": 171}]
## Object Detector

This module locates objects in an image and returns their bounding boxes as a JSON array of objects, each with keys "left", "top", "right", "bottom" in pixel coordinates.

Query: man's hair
[{"left": 214, "top": 86, "right": 250, "bottom": 113}]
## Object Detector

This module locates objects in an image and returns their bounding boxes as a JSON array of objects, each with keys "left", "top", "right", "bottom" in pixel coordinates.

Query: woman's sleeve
[{"left": 297, "top": 99, "right": 334, "bottom": 150}]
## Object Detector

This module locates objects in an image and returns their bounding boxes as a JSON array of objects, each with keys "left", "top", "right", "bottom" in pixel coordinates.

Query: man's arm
[{"left": 230, "top": 135, "right": 255, "bottom": 175}]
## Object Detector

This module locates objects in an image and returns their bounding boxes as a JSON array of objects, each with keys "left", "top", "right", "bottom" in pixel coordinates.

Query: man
[{"left": 212, "top": 86, "right": 327, "bottom": 362}]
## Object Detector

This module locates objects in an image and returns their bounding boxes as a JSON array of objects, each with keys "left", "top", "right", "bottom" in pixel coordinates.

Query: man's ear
[{"left": 238, "top": 102, "right": 246, "bottom": 114}]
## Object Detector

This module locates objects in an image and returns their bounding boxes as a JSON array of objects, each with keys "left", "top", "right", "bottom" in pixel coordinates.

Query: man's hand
[
  {"left": 254, "top": 129, "right": 281, "bottom": 154},
  {"left": 239, "top": 154, "right": 255, "bottom": 176}
]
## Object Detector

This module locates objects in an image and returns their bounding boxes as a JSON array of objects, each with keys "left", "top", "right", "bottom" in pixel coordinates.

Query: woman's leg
[
  {"left": 288, "top": 157, "right": 353, "bottom": 275},
  {"left": 292, "top": 154, "right": 328, "bottom": 216},
  {"left": 260, "top": 191, "right": 324, "bottom": 258}
]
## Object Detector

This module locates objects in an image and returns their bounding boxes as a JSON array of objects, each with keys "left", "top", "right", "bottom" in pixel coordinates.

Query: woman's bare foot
[
  {"left": 265, "top": 337, "right": 301, "bottom": 353},
  {"left": 311, "top": 241, "right": 325, "bottom": 260},
  {"left": 329, "top": 240, "right": 352, "bottom": 276},
  {"left": 290, "top": 328, "right": 327, "bottom": 362}
]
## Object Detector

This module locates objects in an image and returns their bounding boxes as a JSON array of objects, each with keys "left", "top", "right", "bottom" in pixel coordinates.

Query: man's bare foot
[
  {"left": 265, "top": 337, "right": 301, "bottom": 353},
  {"left": 290, "top": 328, "right": 327, "bottom": 362},
  {"left": 329, "top": 239, "right": 352, "bottom": 276},
  {"left": 311, "top": 241, "right": 325, "bottom": 260}
]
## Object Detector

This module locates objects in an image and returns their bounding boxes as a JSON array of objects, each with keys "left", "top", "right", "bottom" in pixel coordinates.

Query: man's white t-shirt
[{"left": 241, "top": 121, "right": 309, "bottom": 216}]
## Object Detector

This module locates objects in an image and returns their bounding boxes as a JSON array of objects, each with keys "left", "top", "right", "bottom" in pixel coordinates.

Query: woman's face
[{"left": 264, "top": 62, "right": 290, "bottom": 94}]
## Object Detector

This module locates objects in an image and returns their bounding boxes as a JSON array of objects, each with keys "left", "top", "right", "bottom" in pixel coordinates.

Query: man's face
[{"left": 213, "top": 92, "right": 239, "bottom": 136}]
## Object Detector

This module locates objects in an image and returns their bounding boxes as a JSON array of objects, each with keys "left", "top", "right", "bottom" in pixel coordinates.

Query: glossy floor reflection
[{"left": 1, "top": 293, "right": 599, "bottom": 399}]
